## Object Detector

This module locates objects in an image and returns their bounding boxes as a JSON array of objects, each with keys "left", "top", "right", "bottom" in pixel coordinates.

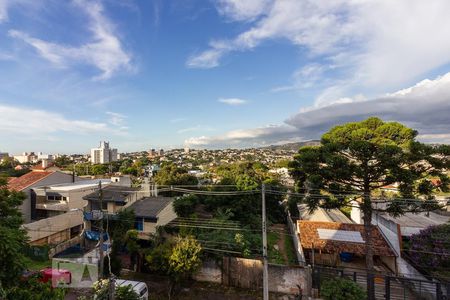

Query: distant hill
[{"left": 261, "top": 140, "right": 320, "bottom": 151}]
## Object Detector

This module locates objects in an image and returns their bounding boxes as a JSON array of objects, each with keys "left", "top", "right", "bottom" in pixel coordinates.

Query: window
[
  {"left": 102, "top": 202, "right": 108, "bottom": 210},
  {"left": 47, "top": 195, "right": 55, "bottom": 201},
  {"left": 135, "top": 219, "right": 143, "bottom": 231},
  {"left": 62, "top": 196, "right": 68, "bottom": 201}
]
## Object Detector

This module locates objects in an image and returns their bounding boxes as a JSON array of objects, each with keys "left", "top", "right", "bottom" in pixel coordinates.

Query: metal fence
[{"left": 312, "top": 265, "right": 450, "bottom": 300}]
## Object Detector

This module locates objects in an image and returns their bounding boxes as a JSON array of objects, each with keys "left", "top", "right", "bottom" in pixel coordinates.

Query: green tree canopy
[
  {"left": 288, "top": 117, "right": 449, "bottom": 298},
  {"left": 0, "top": 177, "right": 28, "bottom": 288},
  {"left": 154, "top": 163, "right": 197, "bottom": 186}
]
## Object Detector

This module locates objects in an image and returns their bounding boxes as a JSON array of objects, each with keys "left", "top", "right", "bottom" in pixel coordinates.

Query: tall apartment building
[{"left": 90, "top": 141, "right": 118, "bottom": 164}]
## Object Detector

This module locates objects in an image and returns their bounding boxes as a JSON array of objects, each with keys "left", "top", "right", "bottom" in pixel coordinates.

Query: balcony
[{"left": 36, "top": 201, "right": 69, "bottom": 211}]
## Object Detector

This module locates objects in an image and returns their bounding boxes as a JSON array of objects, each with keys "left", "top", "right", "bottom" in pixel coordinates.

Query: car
[
  {"left": 39, "top": 268, "right": 71, "bottom": 287},
  {"left": 115, "top": 279, "right": 148, "bottom": 300}
]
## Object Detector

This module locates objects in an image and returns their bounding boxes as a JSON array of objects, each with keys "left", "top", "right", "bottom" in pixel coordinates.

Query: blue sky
[{"left": 1, "top": 0, "right": 450, "bottom": 154}]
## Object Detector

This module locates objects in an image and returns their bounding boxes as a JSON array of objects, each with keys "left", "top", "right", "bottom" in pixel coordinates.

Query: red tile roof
[
  {"left": 298, "top": 220, "right": 395, "bottom": 257},
  {"left": 7, "top": 171, "right": 54, "bottom": 191}
]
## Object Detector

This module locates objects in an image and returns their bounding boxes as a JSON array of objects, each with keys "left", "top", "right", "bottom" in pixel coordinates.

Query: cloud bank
[
  {"left": 8, "top": 0, "right": 131, "bottom": 80},
  {"left": 0, "top": 103, "right": 126, "bottom": 137},
  {"left": 185, "top": 72, "right": 450, "bottom": 147},
  {"left": 189, "top": 0, "right": 450, "bottom": 102}
]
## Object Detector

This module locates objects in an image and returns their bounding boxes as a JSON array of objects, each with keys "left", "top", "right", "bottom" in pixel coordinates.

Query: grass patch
[
  {"left": 284, "top": 235, "right": 297, "bottom": 265},
  {"left": 267, "top": 232, "right": 284, "bottom": 265},
  {"left": 24, "top": 256, "right": 51, "bottom": 271}
]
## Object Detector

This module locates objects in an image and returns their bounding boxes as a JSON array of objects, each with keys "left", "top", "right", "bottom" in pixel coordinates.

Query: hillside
[{"left": 261, "top": 140, "right": 320, "bottom": 151}]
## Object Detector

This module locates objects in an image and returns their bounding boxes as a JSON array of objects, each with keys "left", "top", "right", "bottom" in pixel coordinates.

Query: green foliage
[
  {"left": 320, "top": 277, "right": 366, "bottom": 300},
  {"left": 289, "top": 117, "right": 449, "bottom": 217},
  {"left": 0, "top": 177, "right": 28, "bottom": 288},
  {"left": 408, "top": 224, "right": 450, "bottom": 278},
  {"left": 93, "top": 279, "right": 139, "bottom": 300},
  {"left": 54, "top": 155, "right": 72, "bottom": 167},
  {"left": 2, "top": 277, "right": 66, "bottom": 300},
  {"left": 287, "top": 196, "right": 300, "bottom": 218},
  {"left": 173, "top": 194, "right": 199, "bottom": 217},
  {"left": 107, "top": 208, "right": 136, "bottom": 275},
  {"left": 154, "top": 163, "right": 197, "bottom": 186},
  {"left": 145, "top": 242, "right": 172, "bottom": 274},
  {"left": 91, "top": 164, "right": 108, "bottom": 175},
  {"left": 115, "top": 284, "right": 140, "bottom": 300},
  {"left": 168, "top": 236, "right": 202, "bottom": 281},
  {"left": 145, "top": 236, "right": 202, "bottom": 282}
]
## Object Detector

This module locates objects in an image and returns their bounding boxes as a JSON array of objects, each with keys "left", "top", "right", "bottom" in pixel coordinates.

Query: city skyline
[{"left": 1, "top": 0, "right": 450, "bottom": 153}]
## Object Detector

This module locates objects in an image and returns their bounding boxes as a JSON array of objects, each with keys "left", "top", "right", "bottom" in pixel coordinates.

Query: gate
[{"left": 312, "top": 266, "right": 450, "bottom": 300}]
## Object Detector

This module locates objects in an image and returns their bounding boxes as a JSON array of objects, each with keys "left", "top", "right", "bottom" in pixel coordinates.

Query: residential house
[
  {"left": 83, "top": 185, "right": 140, "bottom": 214},
  {"left": 128, "top": 197, "right": 177, "bottom": 240},
  {"left": 298, "top": 204, "right": 352, "bottom": 223},
  {"left": 8, "top": 165, "right": 82, "bottom": 223},
  {"left": 298, "top": 220, "right": 397, "bottom": 274},
  {"left": 23, "top": 210, "right": 84, "bottom": 257},
  {"left": 32, "top": 179, "right": 111, "bottom": 220}
]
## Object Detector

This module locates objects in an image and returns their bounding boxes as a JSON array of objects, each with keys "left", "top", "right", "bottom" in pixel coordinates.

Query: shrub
[{"left": 320, "top": 277, "right": 366, "bottom": 300}]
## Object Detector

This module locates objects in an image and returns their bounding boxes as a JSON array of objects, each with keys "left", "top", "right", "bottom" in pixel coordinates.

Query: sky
[{"left": 1, "top": 0, "right": 450, "bottom": 154}]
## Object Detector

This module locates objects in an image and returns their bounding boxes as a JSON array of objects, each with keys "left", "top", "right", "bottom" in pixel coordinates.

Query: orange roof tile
[
  {"left": 7, "top": 171, "right": 54, "bottom": 191},
  {"left": 298, "top": 220, "right": 395, "bottom": 257}
]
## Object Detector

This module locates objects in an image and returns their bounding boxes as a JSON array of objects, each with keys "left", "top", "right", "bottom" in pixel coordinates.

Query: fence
[
  {"left": 194, "top": 257, "right": 312, "bottom": 296},
  {"left": 312, "top": 265, "right": 450, "bottom": 300},
  {"left": 287, "top": 212, "right": 306, "bottom": 266}
]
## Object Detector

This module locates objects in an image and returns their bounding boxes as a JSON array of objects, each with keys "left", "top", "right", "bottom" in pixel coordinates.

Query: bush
[{"left": 320, "top": 277, "right": 366, "bottom": 300}]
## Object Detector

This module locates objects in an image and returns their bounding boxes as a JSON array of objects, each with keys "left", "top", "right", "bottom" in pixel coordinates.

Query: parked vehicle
[
  {"left": 115, "top": 279, "right": 148, "bottom": 300},
  {"left": 39, "top": 268, "right": 71, "bottom": 286}
]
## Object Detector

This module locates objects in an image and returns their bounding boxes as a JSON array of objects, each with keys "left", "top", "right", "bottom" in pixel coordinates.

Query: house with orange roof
[
  {"left": 297, "top": 220, "right": 397, "bottom": 274},
  {"left": 7, "top": 161, "right": 81, "bottom": 223}
]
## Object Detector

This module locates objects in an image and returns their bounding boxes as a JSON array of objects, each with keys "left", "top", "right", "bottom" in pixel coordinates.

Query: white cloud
[
  {"left": 8, "top": 0, "right": 131, "bottom": 80},
  {"left": 218, "top": 98, "right": 248, "bottom": 105},
  {"left": 0, "top": 103, "right": 126, "bottom": 136},
  {"left": 177, "top": 125, "right": 214, "bottom": 134},
  {"left": 186, "top": 72, "right": 450, "bottom": 148},
  {"left": 215, "top": 0, "right": 270, "bottom": 22},
  {"left": 106, "top": 111, "right": 126, "bottom": 126},
  {"left": 0, "top": 0, "right": 9, "bottom": 22},
  {"left": 190, "top": 0, "right": 450, "bottom": 105}
]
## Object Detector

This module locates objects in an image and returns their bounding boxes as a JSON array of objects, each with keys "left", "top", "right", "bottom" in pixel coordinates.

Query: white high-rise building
[{"left": 90, "top": 141, "right": 118, "bottom": 164}]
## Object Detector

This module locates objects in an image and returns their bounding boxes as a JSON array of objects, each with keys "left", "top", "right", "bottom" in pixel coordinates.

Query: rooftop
[
  {"left": 83, "top": 185, "right": 139, "bottom": 203},
  {"left": 34, "top": 179, "right": 111, "bottom": 192},
  {"left": 298, "top": 220, "right": 395, "bottom": 257},
  {"left": 8, "top": 171, "right": 54, "bottom": 191},
  {"left": 298, "top": 204, "right": 352, "bottom": 223},
  {"left": 129, "top": 197, "right": 173, "bottom": 220}
]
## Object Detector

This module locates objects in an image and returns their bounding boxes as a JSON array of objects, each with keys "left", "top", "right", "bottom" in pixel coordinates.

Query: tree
[
  {"left": 1, "top": 277, "right": 66, "bottom": 300},
  {"left": 173, "top": 194, "right": 199, "bottom": 217},
  {"left": 289, "top": 117, "right": 449, "bottom": 298},
  {"left": 320, "top": 277, "right": 366, "bottom": 300},
  {"left": 0, "top": 177, "right": 28, "bottom": 288},
  {"left": 54, "top": 155, "right": 71, "bottom": 167},
  {"left": 154, "top": 164, "right": 197, "bottom": 186},
  {"left": 168, "top": 236, "right": 202, "bottom": 282},
  {"left": 407, "top": 224, "right": 450, "bottom": 280},
  {"left": 93, "top": 279, "right": 139, "bottom": 300}
]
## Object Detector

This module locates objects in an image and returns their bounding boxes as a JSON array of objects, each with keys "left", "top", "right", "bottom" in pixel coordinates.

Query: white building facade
[{"left": 90, "top": 141, "right": 118, "bottom": 164}]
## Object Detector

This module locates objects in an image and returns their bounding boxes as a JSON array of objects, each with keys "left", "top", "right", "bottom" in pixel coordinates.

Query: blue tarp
[{"left": 84, "top": 231, "right": 109, "bottom": 241}]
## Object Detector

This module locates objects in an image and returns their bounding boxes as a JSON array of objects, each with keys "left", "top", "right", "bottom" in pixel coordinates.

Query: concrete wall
[
  {"left": 22, "top": 172, "right": 77, "bottom": 223},
  {"left": 287, "top": 212, "right": 306, "bottom": 265},
  {"left": 196, "top": 257, "right": 312, "bottom": 296}
]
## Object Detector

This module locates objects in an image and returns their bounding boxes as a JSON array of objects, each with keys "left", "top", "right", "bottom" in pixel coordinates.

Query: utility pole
[
  {"left": 262, "top": 183, "right": 269, "bottom": 300},
  {"left": 98, "top": 181, "right": 104, "bottom": 278},
  {"left": 108, "top": 274, "right": 115, "bottom": 300}
]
